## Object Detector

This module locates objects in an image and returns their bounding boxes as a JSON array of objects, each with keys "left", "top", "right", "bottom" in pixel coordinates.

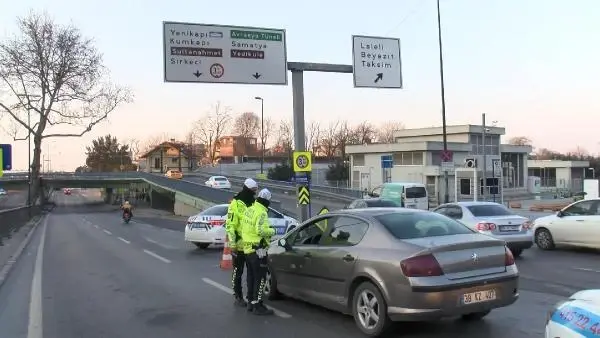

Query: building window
[
  {"left": 353, "top": 154, "right": 365, "bottom": 166},
  {"left": 249, "top": 139, "right": 256, "bottom": 145},
  {"left": 528, "top": 167, "right": 557, "bottom": 187},
  {"left": 171, "top": 158, "right": 178, "bottom": 164},
  {"left": 154, "top": 157, "right": 160, "bottom": 169},
  {"left": 469, "top": 134, "right": 500, "bottom": 155},
  {"left": 430, "top": 151, "right": 442, "bottom": 166},
  {"left": 392, "top": 152, "right": 424, "bottom": 165}
]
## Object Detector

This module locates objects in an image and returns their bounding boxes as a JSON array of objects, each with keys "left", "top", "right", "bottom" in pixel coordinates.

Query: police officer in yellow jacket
[
  {"left": 225, "top": 178, "right": 258, "bottom": 307},
  {"left": 242, "top": 188, "right": 275, "bottom": 315}
]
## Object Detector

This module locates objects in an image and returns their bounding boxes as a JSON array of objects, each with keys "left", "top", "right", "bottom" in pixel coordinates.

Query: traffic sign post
[
  {"left": 492, "top": 159, "right": 501, "bottom": 178},
  {"left": 0, "top": 144, "right": 12, "bottom": 176},
  {"left": 352, "top": 35, "right": 403, "bottom": 89},
  {"left": 163, "top": 22, "right": 288, "bottom": 85},
  {"left": 440, "top": 150, "right": 453, "bottom": 162}
]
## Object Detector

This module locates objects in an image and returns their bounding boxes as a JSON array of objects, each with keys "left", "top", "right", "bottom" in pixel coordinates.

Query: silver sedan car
[
  {"left": 266, "top": 208, "right": 519, "bottom": 337},
  {"left": 433, "top": 202, "right": 533, "bottom": 257}
]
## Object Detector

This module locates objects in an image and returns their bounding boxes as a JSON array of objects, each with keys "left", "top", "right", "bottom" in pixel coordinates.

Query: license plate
[
  {"left": 192, "top": 224, "right": 207, "bottom": 231},
  {"left": 500, "top": 226, "right": 519, "bottom": 231},
  {"left": 462, "top": 289, "right": 496, "bottom": 305},
  {"left": 407, "top": 205, "right": 416, "bottom": 209}
]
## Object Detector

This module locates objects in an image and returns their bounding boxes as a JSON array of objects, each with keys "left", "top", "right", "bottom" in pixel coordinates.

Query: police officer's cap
[
  {"left": 243, "top": 178, "right": 258, "bottom": 190},
  {"left": 257, "top": 188, "right": 272, "bottom": 201}
]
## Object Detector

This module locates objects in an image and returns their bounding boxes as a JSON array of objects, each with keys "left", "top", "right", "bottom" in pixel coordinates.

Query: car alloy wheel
[
  {"left": 356, "top": 289, "right": 380, "bottom": 330},
  {"left": 535, "top": 229, "right": 555, "bottom": 250}
]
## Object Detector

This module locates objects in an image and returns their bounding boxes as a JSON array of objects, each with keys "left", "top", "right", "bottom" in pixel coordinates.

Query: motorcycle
[{"left": 123, "top": 211, "right": 132, "bottom": 224}]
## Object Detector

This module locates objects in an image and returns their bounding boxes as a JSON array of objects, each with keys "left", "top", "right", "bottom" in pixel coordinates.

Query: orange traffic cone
[{"left": 220, "top": 237, "right": 233, "bottom": 270}]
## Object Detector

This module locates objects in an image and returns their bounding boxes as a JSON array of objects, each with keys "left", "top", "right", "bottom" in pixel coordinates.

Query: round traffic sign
[
  {"left": 210, "top": 63, "right": 224, "bottom": 78},
  {"left": 295, "top": 155, "right": 309, "bottom": 169}
]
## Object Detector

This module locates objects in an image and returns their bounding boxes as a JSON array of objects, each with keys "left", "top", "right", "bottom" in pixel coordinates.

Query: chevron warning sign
[{"left": 297, "top": 185, "right": 310, "bottom": 205}]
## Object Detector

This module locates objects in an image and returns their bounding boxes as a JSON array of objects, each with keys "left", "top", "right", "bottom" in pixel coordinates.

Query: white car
[
  {"left": 204, "top": 176, "right": 232, "bottom": 189},
  {"left": 533, "top": 198, "right": 600, "bottom": 250},
  {"left": 0, "top": 188, "right": 6, "bottom": 196},
  {"left": 184, "top": 203, "right": 299, "bottom": 249},
  {"left": 433, "top": 201, "right": 533, "bottom": 257},
  {"left": 545, "top": 289, "right": 600, "bottom": 337}
]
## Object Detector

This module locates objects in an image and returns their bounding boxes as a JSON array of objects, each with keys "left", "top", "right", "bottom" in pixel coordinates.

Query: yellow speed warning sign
[{"left": 293, "top": 151, "right": 312, "bottom": 172}]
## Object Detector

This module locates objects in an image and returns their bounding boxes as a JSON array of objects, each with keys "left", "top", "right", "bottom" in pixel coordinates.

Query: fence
[{"left": 0, "top": 205, "right": 42, "bottom": 246}]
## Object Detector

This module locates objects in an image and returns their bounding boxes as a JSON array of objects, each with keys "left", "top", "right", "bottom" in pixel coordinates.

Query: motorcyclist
[
  {"left": 242, "top": 188, "right": 275, "bottom": 315},
  {"left": 121, "top": 200, "right": 133, "bottom": 218},
  {"left": 225, "top": 178, "right": 258, "bottom": 307}
]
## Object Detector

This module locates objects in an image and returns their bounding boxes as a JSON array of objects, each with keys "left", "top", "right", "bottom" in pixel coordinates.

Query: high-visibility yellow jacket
[
  {"left": 241, "top": 202, "right": 275, "bottom": 254},
  {"left": 225, "top": 199, "right": 251, "bottom": 250}
]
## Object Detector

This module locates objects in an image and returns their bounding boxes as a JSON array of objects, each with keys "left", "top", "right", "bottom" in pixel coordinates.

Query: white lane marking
[
  {"left": 27, "top": 215, "right": 48, "bottom": 338},
  {"left": 143, "top": 249, "right": 171, "bottom": 263},
  {"left": 102, "top": 229, "right": 112, "bottom": 235},
  {"left": 93, "top": 225, "right": 99, "bottom": 229},
  {"left": 118, "top": 237, "right": 131, "bottom": 244},
  {"left": 143, "top": 237, "right": 177, "bottom": 250},
  {"left": 201, "top": 277, "right": 292, "bottom": 319},
  {"left": 574, "top": 267, "right": 600, "bottom": 274}
]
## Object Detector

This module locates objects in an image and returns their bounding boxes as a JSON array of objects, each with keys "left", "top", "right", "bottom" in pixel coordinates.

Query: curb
[{"left": 0, "top": 214, "right": 47, "bottom": 290}]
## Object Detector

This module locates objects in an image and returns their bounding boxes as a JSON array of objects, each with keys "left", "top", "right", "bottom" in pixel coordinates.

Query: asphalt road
[
  {"left": 1, "top": 192, "right": 599, "bottom": 337},
  {"left": 182, "top": 176, "right": 347, "bottom": 217},
  {"left": 0, "top": 190, "right": 27, "bottom": 210}
]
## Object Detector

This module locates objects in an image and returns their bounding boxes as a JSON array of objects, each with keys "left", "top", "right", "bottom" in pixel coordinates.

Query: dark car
[{"left": 346, "top": 198, "right": 400, "bottom": 209}]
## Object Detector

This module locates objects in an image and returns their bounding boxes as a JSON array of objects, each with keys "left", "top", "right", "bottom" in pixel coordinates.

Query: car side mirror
[
  {"left": 557, "top": 210, "right": 564, "bottom": 217},
  {"left": 278, "top": 238, "right": 292, "bottom": 250}
]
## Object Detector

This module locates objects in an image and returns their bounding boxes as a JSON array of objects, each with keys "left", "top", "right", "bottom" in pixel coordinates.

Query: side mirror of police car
[{"left": 278, "top": 238, "right": 291, "bottom": 250}]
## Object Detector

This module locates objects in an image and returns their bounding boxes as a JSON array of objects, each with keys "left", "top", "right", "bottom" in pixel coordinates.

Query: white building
[
  {"left": 527, "top": 160, "right": 590, "bottom": 192},
  {"left": 346, "top": 125, "right": 532, "bottom": 204}
]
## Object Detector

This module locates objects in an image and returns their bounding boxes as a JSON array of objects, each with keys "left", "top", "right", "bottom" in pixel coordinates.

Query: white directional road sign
[
  {"left": 163, "top": 22, "right": 288, "bottom": 85},
  {"left": 352, "top": 35, "right": 402, "bottom": 89}
]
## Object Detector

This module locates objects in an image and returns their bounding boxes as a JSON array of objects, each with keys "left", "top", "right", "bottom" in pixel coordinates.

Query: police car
[
  {"left": 184, "top": 203, "right": 299, "bottom": 249},
  {"left": 545, "top": 289, "right": 600, "bottom": 337}
]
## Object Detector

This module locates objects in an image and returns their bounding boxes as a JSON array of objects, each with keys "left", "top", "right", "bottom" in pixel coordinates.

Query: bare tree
[
  {"left": 305, "top": 121, "right": 321, "bottom": 152},
  {"left": 352, "top": 121, "right": 376, "bottom": 144},
  {"left": 233, "top": 111, "right": 260, "bottom": 138},
  {"left": 140, "top": 133, "right": 173, "bottom": 155},
  {"left": 320, "top": 121, "right": 339, "bottom": 159},
  {"left": 335, "top": 121, "right": 357, "bottom": 159},
  {"left": 259, "top": 117, "right": 275, "bottom": 151},
  {"left": 276, "top": 119, "right": 294, "bottom": 155},
  {"left": 507, "top": 136, "right": 532, "bottom": 146},
  {"left": 375, "top": 121, "right": 405, "bottom": 143},
  {"left": 0, "top": 12, "right": 131, "bottom": 198},
  {"left": 195, "top": 101, "right": 231, "bottom": 163},
  {"left": 568, "top": 146, "right": 588, "bottom": 159},
  {"left": 123, "top": 138, "right": 140, "bottom": 160}
]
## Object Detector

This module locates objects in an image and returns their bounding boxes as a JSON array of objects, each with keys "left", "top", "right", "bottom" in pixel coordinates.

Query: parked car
[
  {"left": 204, "top": 176, "right": 232, "bottom": 189},
  {"left": 266, "top": 208, "right": 519, "bottom": 337},
  {"left": 345, "top": 198, "right": 400, "bottom": 209},
  {"left": 533, "top": 198, "right": 600, "bottom": 250},
  {"left": 0, "top": 188, "right": 6, "bottom": 196},
  {"left": 367, "top": 182, "right": 429, "bottom": 210},
  {"left": 545, "top": 289, "right": 600, "bottom": 337},
  {"left": 433, "top": 201, "right": 533, "bottom": 257},
  {"left": 165, "top": 169, "right": 183, "bottom": 179},
  {"left": 63, "top": 188, "right": 72, "bottom": 195},
  {"left": 184, "top": 204, "right": 298, "bottom": 249}
]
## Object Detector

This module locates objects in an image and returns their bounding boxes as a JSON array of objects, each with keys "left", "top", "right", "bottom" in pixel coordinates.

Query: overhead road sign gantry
[
  {"left": 352, "top": 35, "right": 402, "bottom": 89},
  {"left": 163, "top": 21, "right": 288, "bottom": 85},
  {"left": 293, "top": 151, "right": 312, "bottom": 172}
]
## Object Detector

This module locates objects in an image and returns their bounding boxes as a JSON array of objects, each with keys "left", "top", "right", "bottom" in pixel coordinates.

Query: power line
[{"left": 384, "top": 0, "right": 428, "bottom": 35}]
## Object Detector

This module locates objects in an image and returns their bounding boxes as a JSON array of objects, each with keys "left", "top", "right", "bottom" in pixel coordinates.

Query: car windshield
[
  {"left": 365, "top": 199, "right": 400, "bottom": 207},
  {"left": 199, "top": 205, "right": 228, "bottom": 216},
  {"left": 405, "top": 187, "right": 427, "bottom": 199},
  {"left": 466, "top": 204, "right": 513, "bottom": 217},
  {"left": 374, "top": 212, "right": 474, "bottom": 239},
  {"left": 214, "top": 177, "right": 228, "bottom": 181}
]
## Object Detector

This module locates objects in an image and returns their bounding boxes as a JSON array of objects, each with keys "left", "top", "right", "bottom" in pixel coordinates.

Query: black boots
[
  {"left": 234, "top": 296, "right": 247, "bottom": 307},
  {"left": 247, "top": 302, "right": 274, "bottom": 315}
]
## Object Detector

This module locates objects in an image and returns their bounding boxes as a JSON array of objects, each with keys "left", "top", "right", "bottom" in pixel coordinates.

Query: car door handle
[
  {"left": 575, "top": 219, "right": 585, "bottom": 222},
  {"left": 342, "top": 255, "right": 355, "bottom": 262}
]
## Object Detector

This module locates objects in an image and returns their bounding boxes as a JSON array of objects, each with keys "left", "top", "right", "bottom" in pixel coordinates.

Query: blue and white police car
[
  {"left": 184, "top": 203, "right": 299, "bottom": 249},
  {"left": 545, "top": 289, "right": 600, "bottom": 337}
]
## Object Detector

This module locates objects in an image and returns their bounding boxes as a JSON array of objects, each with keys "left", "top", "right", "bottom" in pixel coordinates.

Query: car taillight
[
  {"left": 505, "top": 247, "right": 515, "bottom": 266},
  {"left": 475, "top": 222, "right": 496, "bottom": 231},
  {"left": 400, "top": 254, "right": 444, "bottom": 277},
  {"left": 521, "top": 221, "right": 532, "bottom": 230},
  {"left": 210, "top": 220, "right": 224, "bottom": 227}
]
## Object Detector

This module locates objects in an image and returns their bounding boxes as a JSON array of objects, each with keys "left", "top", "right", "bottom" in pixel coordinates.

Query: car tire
[
  {"left": 352, "top": 282, "right": 391, "bottom": 337},
  {"left": 510, "top": 248, "right": 523, "bottom": 258},
  {"left": 461, "top": 310, "right": 491, "bottom": 321},
  {"left": 264, "top": 267, "right": 281, "bottom": 300},
  {"left": 194, "top": 243, "right": 210, "bottom": 249},
  {"left": 535, "top": 228, "right": 556, "bottom": 250}
]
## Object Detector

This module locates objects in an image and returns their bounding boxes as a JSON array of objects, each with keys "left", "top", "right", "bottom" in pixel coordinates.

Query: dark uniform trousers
[
  {"left": 232, "top": 250, "right": 253, "bottom": 300},
  {"left": 246, "top": 250, "right": 268, "bottom": 304}
]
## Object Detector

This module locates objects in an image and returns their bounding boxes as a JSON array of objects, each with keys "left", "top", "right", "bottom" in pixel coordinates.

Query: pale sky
[{"left": 1, "top": 0, "right": 599, "bottom": 171}]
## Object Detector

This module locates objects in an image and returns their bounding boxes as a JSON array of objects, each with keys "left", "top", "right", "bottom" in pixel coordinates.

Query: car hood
[
  {"left": 570, "top": 289, "right": 600, "bottom": 305},
  {"left": 534, "top": 214, "right": 558, "bottom": 225}
]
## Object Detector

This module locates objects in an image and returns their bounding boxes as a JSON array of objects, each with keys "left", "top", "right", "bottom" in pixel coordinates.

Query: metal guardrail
[{"left": 189, "top": 172, "right": 360, "bottom": 201}]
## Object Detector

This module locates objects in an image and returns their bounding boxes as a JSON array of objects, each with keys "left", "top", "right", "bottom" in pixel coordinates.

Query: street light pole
[
  {"left": 255, "top": 96, "right": 265, "bottom": 174},
  {"left": 436, "top": 0, "right": 450, "bottom": 203},
  {"left": 27, "top": 108, "right": 31, "bottom": 208}
]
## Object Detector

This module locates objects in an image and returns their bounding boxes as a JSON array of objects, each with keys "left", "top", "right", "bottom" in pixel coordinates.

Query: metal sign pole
[{"left": 292, "top": 69, "right": 309, "bottom": 222}]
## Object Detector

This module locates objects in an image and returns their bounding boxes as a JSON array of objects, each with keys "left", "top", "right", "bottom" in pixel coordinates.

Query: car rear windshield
[
  {"left": 199, "top": 205, "right": 228, "bottom": 216},
  {"left": 405, "top": 187, "right": 427, "bottom": 199},
  {"left": 466, "top": 205, "right": 513, "bottom": 217},
  {"left": 366, "top": 199, "right": 400, "bottom": 207},
  {"left": 374, "top": 212, "right": 474, "bottom": 239},
  {"left": 214, "top": 177, "right": 228, "bottom": 181}
]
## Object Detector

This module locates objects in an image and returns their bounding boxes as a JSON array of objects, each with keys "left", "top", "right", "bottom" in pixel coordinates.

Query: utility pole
[
  {"left": 255, "top": 96, "right": 265, "bottom": 174},
  {"left": 482, "top": 113, "right": 487, "bottom": 201},
  {"left": 436, "top": 0, "right": 450, "bottom": 203}
]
